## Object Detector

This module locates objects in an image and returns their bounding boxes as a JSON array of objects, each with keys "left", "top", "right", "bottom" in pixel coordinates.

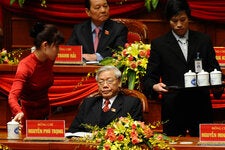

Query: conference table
[{"left": 1, "top": 131, "right": 225, "bottom": 150}]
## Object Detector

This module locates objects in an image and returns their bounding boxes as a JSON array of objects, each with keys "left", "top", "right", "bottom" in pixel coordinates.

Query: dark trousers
[{"left": 161, "top": 89, "right": 213, "bottom": 137}]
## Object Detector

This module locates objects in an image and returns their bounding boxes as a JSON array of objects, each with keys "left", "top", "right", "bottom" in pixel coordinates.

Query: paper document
[
  {"left": 85, "top": 61, "right": 99, "bottom": 65},
  {"left": 65, "top": 132, "right": 92, "bottom": 138}
]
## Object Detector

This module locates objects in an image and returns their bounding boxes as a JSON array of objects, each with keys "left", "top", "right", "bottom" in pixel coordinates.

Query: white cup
[
  {"left": 184, "top": 70, "right": 196, "bottom": 87},
  {"left": 197, "top": 70, "right": 210, "bottom": 86},
  {"left": 7, "top": 120, "right": 20, "bottom": 139},
  {"left": 210, "top": 69, "right": 222, "bottom": 85}
]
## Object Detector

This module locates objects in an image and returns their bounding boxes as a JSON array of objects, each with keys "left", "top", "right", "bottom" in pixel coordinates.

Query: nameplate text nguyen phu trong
[
  {"left": 25, "top": 120, "right": 65, "bottom": 141},
  {"left": 199, "top": 124, "right": 225, "bottom": 144}
]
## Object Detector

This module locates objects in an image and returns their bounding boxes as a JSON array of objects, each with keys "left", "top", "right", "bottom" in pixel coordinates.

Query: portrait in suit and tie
[
  {"left": 142, "top": 0, "right": 222, "bottom": 137},
  {"left": 67, "top": 0, "right": 128, "bottom": 62},
  {"left": 68, "top": 65, "right": 143, "bottom": 133}
]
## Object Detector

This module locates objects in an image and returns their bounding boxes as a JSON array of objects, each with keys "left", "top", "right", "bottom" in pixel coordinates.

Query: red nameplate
[
  {"left": 25, "top": 120, "right": 65, "bottom": 141},
  {"left": 214, "top": 47, "right": 225, "bottom": 66},
  {"left": 200, "top": 124, "right": 225, "bottom": 142},
  {"left": 55, "top": 45, "right": 83, "bottom": 64}
]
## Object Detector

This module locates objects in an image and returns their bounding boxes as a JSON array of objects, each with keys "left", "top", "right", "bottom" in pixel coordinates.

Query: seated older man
[{"left": 68, "top": 65, "right": 143, "bottom": 133}]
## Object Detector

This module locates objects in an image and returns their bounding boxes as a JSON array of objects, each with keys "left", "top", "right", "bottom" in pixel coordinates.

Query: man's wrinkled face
[
  {"left": 86, "top": 0, "right": 110, "bottom": 26},
  {"left": 97, "top": 70, "right": 121, "bottom": 99},
  {"left": 170, "top": 11, "right": 189, "bottom": 37}
]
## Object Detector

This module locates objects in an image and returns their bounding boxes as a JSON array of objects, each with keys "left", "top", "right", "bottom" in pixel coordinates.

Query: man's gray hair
[{"left": 95, "top": 65, "right": 121, "bottom": 81}]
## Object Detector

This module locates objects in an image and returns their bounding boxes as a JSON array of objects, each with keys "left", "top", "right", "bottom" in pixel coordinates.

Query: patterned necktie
[
  {"left": 94, "top": 27, "right": 100, "bottom": 52},
  {"left": 178, "top": 38, "right": 188, "bottom": 60},
  {"left": 103, "top": 99, "right": 110, "bottom": 112}
]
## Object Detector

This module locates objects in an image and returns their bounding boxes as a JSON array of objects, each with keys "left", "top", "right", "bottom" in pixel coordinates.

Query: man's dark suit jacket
[
  {"left": 68, "top": 92, "right": 143, "bottom": 133},
  {"left": 143, "top": 30, "right": 221, "bottom": 136},
  {"left": 67, "top": 19, "right": 128, "bottom": 58}
]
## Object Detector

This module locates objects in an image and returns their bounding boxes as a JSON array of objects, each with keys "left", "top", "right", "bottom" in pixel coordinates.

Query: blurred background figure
[
  {"left": 0, "top": 27, "right": 3, "bottom": 49},
  {"left": 67, "top": 0, "right": 128, "bottom": 62}
]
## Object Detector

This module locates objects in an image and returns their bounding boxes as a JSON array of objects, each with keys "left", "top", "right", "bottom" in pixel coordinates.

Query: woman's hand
[
  {"left": 153, "top": 83, "right": 168, "bottom": 93},
  {"left": 13, "top": 112, "right": 24, "bottom": 129}
]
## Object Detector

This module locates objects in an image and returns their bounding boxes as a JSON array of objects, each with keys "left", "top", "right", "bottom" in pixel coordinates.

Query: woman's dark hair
[
  {"left": 165, "top": 0, "right": 191, "bottom": 21},
  {"left": 30, "top": 22, "right": 65, "bottom": 49}
]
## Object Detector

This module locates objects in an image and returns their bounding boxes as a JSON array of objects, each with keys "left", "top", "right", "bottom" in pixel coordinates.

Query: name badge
[{"left": 195, "top": 58, "right": 202, "bottom": 73}]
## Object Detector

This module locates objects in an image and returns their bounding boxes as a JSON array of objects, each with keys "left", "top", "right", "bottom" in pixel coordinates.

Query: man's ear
[
  {"left": 85, "top": 8, "right": 91, "bottom": 17},
  {"left": 118, "top": 80, "right": 122, "bottom": 88}
]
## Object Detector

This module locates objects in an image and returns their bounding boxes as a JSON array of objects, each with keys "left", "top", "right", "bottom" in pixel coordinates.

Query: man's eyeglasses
[{"left": 97, "top": 78, "right": 116, "bottom": 85}]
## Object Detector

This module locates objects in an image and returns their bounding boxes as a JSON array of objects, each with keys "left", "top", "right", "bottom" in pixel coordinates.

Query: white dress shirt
[{"left": 172, "top": 30, "right": 189, "bottom": 61}]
